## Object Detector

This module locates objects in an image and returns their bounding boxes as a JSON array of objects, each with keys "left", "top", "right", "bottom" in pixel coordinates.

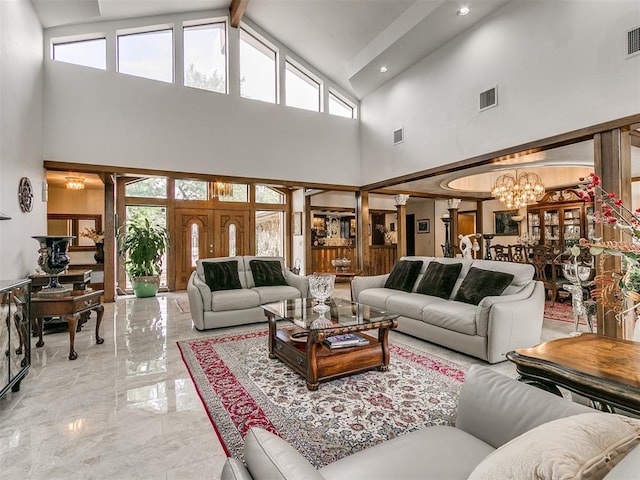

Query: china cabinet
[
  {"left": 0, "top": 279, "right": 31, "bottom": 397},
  {"left": 527, "top": 189, "right": 594, "bottom": 251}
]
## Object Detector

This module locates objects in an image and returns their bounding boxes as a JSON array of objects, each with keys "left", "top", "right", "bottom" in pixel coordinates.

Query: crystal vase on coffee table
[{"left": 308, "top": 274, "right": 336, "bottom": 313}]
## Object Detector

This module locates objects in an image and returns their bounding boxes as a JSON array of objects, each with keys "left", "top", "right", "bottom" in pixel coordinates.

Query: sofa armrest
[
  {"left": 351, "top": 274, "right": 389, "bottom": 302},
  {"left": 484, "top": 281, "right": 545, "bottom": 364},
  {"left": 187, "top": 271, "right": 210, "bottom": 329},
  {"left": 475, "top": 282, "right": 535, "bottom": 334},
  {"left": 456, "top": 365, "right": 592, "bottom": 449},
  {"left": 221, "top": 458, "right": 254, "bottom": 480},
  {"left": 284, "top": 270, "right": 309, "bottom": 297}
]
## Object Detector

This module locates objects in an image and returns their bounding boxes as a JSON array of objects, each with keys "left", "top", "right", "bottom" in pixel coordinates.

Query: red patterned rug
[
  {"left": 544, "top": 300, "right": 593, "bottom": 326},
  {"left": 177, "top": 327, "right": 465, "bottom": 467}
]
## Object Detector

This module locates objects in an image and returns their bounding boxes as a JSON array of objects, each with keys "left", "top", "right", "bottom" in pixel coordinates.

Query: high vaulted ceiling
[{"left": 31, "top": 0, "right": 511, "bottom": 98}]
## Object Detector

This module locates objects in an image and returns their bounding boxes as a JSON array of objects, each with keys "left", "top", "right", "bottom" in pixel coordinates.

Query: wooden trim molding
[{"left": 230, "top": 0, "right": 249, "bottom": 28}]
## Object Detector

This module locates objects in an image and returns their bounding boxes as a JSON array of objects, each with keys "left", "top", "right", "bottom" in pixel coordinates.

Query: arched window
[
  {"left": 190, "top": 223, "right": 199, "bottom": 267},
  {"left": 229, "top": 223, "right": 236, "bottom": 257}
]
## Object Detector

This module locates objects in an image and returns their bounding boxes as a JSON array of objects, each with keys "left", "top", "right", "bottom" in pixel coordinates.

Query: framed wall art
[
  {"left": 494, "top": 210, "right": 520, "bottom": 236},
  {"left": 417, "top": 218, "right": 430, "bottom": 234}
]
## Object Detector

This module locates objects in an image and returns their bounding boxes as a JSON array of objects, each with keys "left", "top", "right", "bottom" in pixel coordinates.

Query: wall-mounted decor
[
  {"left": 417, "top": 218, "right": 430, "bottom": 234},
  {"left": 494, "top": 210, "right": 520, "bottom": 235},
  {"left": 18, "top": 177, "right": 33, "bottom": 212},
  {"left": 293, "top": 212, "right": 302, "bottom": 236}
]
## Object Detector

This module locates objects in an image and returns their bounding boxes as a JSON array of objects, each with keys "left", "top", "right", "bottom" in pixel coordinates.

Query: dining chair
[
  {"left": 490, "top": 244, "right": 511, "bottom": 262},
  {"left": 509, "top": 244, "right": 528, "bottom": 263}
]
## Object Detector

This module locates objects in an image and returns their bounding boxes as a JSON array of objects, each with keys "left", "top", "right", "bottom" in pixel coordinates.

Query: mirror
[{"left": 47, "top": 213, "right": 102, "bottom": 251}]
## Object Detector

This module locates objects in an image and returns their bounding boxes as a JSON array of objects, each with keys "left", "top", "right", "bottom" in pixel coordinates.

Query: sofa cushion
[
  {"left": 468, "top": 412, "right": 640, "bottom": 480},
  {"left": 415, "top": 261, "right": 463, "bottom": 299},
  {"left": 357, "top": 288, "right": 398, "bottom": 310},
  {"left": 386, "top": 292, "right": 448, "bottom": 320},
  {"left": 250, "top": 259, "right": 288, "bottom": 287},
  {"left": 454, "top": 267, "right": 514, "bottom": 306},
  {"left": 384, "top": 260, "right": 423, "bottom": 292},
  {"left": 211, "top": 288, "right": 262, "bottom": 312},
  {"left": 202, "top": 260, "right": 243, "bottom": 291},
  {"left": 244, "top": 428, "right": 325, "bottom": 480},
  {"left": 320, "top": 425, "right": 494, "bottom": 480},
  {"left": 252, "top": 285, "right": 302, "bottom": 304},
  {"left": 421, "top": 300, "right": 478, "bottom": 335}
]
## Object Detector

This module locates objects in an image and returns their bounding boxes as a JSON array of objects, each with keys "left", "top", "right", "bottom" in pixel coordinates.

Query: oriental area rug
[{"left": 177, "top": 327, "right": 465, "bottom": 468}]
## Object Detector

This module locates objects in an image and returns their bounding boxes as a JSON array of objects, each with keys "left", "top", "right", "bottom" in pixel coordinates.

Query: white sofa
[
  {"left": 187, "top": 256, "right": 309, "bottom": 330},
  {"left": 351, "top": 257, "right": 545, "bottom": 364},
  {"left": 220, "top": 365, "right": 640, "bottom": 480}
]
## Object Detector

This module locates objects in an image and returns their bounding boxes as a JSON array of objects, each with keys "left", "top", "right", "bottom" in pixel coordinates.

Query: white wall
[
  {"left": 42, "top": 12, "right": 361, "bottom": 186},
  {"left": 407, "top": 199, "right": 435, "bottom": 256},
  {"left": 0, "top": 0, "right": 44, "bottom": 279},
  {"left": 360, "top": 0, "right": 640, "bottom": 185}
]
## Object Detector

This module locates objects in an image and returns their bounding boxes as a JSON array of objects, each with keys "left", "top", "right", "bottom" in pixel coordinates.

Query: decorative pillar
[
  {"left": 447, "top": 198, "right": 461, "bottom": 257},
  {"left": 394, "top": 194, "right": 409, "bottom": 258}
]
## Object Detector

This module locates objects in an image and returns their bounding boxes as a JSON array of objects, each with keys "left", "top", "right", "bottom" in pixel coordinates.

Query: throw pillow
[
  {"left": 202, "top": 260, "right": 242, "bottom": 292},
  {"left": 415, "top": 261, "right": 463, "bottom": 299},
  {"left": 454, "top": 267, "right": 514, "bottom": 305},
  {"left": 384, "top": 260, "right": 423, "bottom": 292},
  {"left": 250, "top": 259, "right": 288, "bottom": 287},
  {"left": 468, "top": 412, "right": 640, "bottom": 480}
]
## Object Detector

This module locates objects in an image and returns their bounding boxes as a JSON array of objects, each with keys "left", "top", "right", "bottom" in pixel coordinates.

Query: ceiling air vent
[
  {"left": 393, "top": 127, "right": 404, "bottom": 145},
  {"left": 628, "top": 26, "right": 640, "bottom": 57},
  {"left": 479, "top": 86, "right": 498, "bottom": 111}
]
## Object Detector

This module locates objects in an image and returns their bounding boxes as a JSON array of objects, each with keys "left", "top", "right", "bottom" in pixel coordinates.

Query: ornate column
[
  {"left": 394, "top": 194, "right": 409, "bottom": 258},
  {"left": 447, "top": 198, "right": 461, "bottom": 257}
]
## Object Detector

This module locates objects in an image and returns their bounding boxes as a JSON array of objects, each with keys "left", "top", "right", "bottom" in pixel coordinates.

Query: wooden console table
[
  {"left": 507, "top": 334, "right": 640, "bottom": 416},
  {"left": 31, "top": 289, "right": 104, "bottom": 360}
]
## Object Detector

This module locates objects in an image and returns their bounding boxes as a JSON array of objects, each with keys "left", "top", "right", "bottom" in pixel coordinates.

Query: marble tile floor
[{"left": 0, "top": 286, "right": 578, "bottom": 479}]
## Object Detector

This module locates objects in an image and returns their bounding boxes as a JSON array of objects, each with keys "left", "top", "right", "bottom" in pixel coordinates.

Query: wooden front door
[{"left": 174, "top": 208, "right": 251, "bottom": 290}]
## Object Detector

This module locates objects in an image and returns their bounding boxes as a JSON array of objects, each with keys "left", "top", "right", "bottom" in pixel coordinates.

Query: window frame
[
  {"left": 238, "top": 26, "right": 279, "bottom": 104},
  {"left": 285, "top": 59, "right": 322, "bottom": 112},
  {"left": 116, "top": 25, "right": 175, "bottom": 83},
  {"left": 328, "top": 90, "right": 357, "bottom": 119},
  {"left": 182, "top": 18, "right": 228, "bottom": 94},
  {"left": 51, "top": 35, "right": 107, "bottom": 70}
]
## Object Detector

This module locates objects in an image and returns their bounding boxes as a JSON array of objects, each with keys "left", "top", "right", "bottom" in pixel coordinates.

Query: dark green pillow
[
  {"left": 384, "top": 260, "right": 423, "bottom": 292},
  {"left": 202, "top": 260, "right": 242, "bottom": 292},
  {"left": 415, "top": 261, "right": 463, "bottom": 299},
  {"left": 250, "top": 260, "right": 287, "bottom": 287},
  {"left": 454, "top": 267, "right": 514, "bottom": 305}
]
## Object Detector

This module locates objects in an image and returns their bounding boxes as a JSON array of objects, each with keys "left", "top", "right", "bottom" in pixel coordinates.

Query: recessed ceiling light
[
  {"left": 457, "top": 6, "right": 470, "bottom": 16},
  {"left": 379, "top": 66, "right": 388, "bottom": 73}
]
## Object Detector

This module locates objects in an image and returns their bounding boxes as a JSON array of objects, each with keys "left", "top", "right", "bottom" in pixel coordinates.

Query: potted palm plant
[{"left": 117, "top": 217, "right": 169, "bottom": 298}]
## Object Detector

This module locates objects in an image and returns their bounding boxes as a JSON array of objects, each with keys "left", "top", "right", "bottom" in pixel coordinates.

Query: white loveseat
[
  {"left": 187, "top": 256, "right": 308, "bottom": 330},
  {"left": 220, "top": 366, "right": 640, "bottom": 480},
  {"left": 351, "top": 257, "right": 544, "bottom": 363}
]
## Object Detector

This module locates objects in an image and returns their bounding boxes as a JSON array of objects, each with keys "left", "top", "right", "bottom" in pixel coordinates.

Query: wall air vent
[
  {"left": 479, "top": 86, "right": 498, "bottom": 111},
  {"left": 628, "top": 26, "right": 640, "bottom": 57},
  {"left": 393, "top": 127, "right": 404, "bottom": 145}
]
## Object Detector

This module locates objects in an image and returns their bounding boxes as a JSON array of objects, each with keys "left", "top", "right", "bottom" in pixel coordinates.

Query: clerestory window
[
  {"left": 239, "top": 29, "right": 277, "bottom": 104},
  {"left": 52, "top": 37, "right": 106, "bottom": 70},
  {"left": 285, "top": 61, "right": 320, "bottom": 112},
  {"left": 183, "top": 21, "right": 227, "bottom": 94},
  {"left": 118, "top": 28, "right": 173, "bottom": 83}
]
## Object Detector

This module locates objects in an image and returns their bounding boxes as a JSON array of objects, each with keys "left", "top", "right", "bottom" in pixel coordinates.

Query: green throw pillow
[
  {"left": 202, "top": 260, "right": 242, "bottom": 292},
  {"left": 384, "top": 260, "right": 423, "bottom": 292},
  {"left": 250, "top": 260, "right": 288, "bottom": 287},
  {"left": 454, "top": 267, "right": 514, "bottom": 305},
  {"left": 415, "top": 261, "right": 463, "bottom": 299}
]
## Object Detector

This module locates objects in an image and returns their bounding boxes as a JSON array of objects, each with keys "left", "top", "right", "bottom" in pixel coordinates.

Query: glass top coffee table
[{"left": 261, "top": 297, "right": 399, "bottom": 390}]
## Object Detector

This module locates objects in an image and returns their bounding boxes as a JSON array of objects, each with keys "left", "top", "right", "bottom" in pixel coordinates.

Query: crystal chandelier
[
  {"left": 213, "top": 181, "right": 233, "bottom": 198},
  {"left": 490, "top": 170, "right": 545, "bottom": 209},
  {"left": 65, "top": 177, "right": 85, "bottom": 190}
]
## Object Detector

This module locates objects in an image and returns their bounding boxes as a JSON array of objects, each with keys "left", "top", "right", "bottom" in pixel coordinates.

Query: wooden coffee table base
[
  {"left": 265, "top": 311, "right": 397, "bottom": 390},
  {"left": 507, "top": 334, "right": 640, "bottom": 416}
]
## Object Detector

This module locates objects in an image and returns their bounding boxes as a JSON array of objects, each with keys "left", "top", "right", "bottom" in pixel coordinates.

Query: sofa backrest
[
  {"left": 196, "top": 256, "right": 248, "bottom": 288},
  {"left": 196, "top": 256, "right": 287, "bottom": 289}
]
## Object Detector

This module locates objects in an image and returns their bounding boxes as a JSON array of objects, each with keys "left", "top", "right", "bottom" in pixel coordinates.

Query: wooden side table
[
  {"left": 31, "top": 289, "right": 104, "bottom": 360},
  {"left": 507, "top": 334, "right": 640, "bottom": 415}
]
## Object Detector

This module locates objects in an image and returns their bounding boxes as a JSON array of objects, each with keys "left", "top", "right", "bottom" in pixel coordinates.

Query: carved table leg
[
  {"left": 94, "top": 304, "right": 105, "bottom": 345},
  {"left": 36, "top": 317, "right": 44, "bottom": 348},
  {"left": 66, "top": 314, "right": 78, "bottom": 360},
  {"left": 517, "top": 375, "right": 562, "bottom": 397},
  {"left": 266, "top": 312, "right": 276, "bottom": 359}
]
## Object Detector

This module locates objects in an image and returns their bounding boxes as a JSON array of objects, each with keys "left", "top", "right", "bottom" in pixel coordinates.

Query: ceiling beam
[
  {"left": 230, "top": 0, "right": 249, "bottom": 28},
  {"left": 630, "top": 130, "right": 640, "bottom": 148}
]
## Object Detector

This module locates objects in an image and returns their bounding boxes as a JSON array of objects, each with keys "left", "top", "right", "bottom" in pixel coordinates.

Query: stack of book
[{"left": 323, "top": 333, "right": 369, "bottom": 349}]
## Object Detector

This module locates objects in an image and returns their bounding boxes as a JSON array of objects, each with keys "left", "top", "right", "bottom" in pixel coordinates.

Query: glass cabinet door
[
  {"left": 563, "top": 207, "right": 581, "bottom": 249},
  {"left": 528, "top": 212, "right": 540, "bottom": 245},
  {"left": 543, "top": 209, "right": 560, "bottom": 249}
]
